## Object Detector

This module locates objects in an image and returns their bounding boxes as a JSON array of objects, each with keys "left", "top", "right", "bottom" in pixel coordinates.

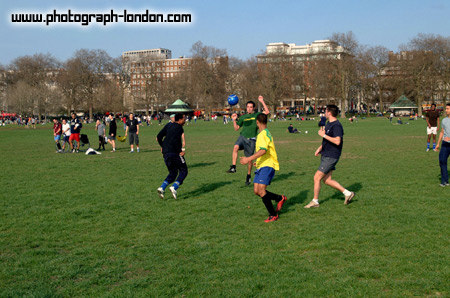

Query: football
[{"left": 227, "top": 94, "right": 239, "bottom": 106}]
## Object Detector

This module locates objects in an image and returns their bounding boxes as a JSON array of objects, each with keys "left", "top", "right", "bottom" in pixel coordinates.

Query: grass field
[{"left": 0, "top": 117, "right": 448, "bottom": 296}]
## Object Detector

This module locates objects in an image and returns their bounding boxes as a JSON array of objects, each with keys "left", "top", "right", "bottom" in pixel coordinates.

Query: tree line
[{"left": 0, "top": 32, "right": 448, "bottom": 119}]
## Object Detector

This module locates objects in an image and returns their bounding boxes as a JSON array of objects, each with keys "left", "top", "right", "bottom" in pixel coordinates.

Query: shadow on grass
[
  {"left": 183, "top": 181, "right": 233, "bottom": 198},
  {"left": 190, "top": 162, "right": 217, "bottom": 169},
  {"left": 271, "top": 171, "right": 304, "bottom": 183},
  {"left": 320, "top": 182, "right": 363, "bottom": 205},
  {"left": 136, "top": 148, "right": 158, "bottom": 153},
  {"left": 280, "top": 190, "right": 308, "bottom": 214}
]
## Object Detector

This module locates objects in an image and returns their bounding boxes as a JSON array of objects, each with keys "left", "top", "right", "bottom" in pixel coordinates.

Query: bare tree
[
  {"left": 399, "top": 34, "right": 450, "bottom": 113},
  {"left": 329, "top": 31, "right": 359, "bottom": 117},
  {"left": 357, "top": 45, "right": 389, "bottom": 113},
  {"left": 189, "top": 41, "right": 229, "bottom": 114},
  {"left": 8, "top": 53, "right": 60, "bottom": 118}
]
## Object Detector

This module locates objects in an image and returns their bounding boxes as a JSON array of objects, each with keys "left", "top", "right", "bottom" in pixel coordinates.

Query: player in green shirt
[{"left": 227, "top": 95, "right": 270, "bottom": 185}]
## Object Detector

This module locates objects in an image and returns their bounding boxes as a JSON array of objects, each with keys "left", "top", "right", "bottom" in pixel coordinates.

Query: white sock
[
  {"left": 313, "top": 199, "right": 319, "bottom": 204},
  {"left": 343, "top": 189, "right": 352, "bottom": 196}
]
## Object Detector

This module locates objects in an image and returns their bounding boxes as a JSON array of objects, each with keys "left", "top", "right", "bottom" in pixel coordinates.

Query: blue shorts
[
  {"left": 253, "top": 166, "right": 276, "bottom": 185},
  {"left": 54, "top": 135, "right": 61, "bottom": 142}
]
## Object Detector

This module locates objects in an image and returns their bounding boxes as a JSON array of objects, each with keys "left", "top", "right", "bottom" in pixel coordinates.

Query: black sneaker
[
  {"left": 227, "top": 166, "right": 236, "bottom": 173},
  {"left": 245, "top": 175, "right": 251, "bottom": 186}
]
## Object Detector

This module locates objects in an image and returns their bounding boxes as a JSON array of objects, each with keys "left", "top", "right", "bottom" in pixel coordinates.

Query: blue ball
[{"left": 227, "top": 94, "right": 239, "bottom": 106}]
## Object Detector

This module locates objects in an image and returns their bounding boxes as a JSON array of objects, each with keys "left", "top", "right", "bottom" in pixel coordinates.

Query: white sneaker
[
  {"left": 426, "top": 148, "right": 430, "bottom": 152},
  {"left": 304, "top": 200, "right": 320, "bottom": 208},
  {"left": 344, "top": 192, "right": 355, "bottom": 205},
  {"left": 169, "top": 186, "right": 177, "bottom": 200},
  {"left": 157, "top": 187, "right": 165, "bottom": 199}
]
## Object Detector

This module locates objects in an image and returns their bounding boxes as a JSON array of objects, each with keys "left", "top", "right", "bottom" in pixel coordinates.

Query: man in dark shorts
[
  {"left": 107, "top": 114, "right": 117, "bottom": 152},
  {"left": 52, "top": 118, "right": 62, "bottom": 153},
  {"left": 426, "top": 103, "right": 440, "bottom": 151},
  {"left": 227, "top": 95, "right": 270, "bottom": 185},
  {"left": 304, "top": 104, "right": 355, "bottom": 208},
  {"left": 69, "top": 112, "right": 82, "bottom": 153},
  {"left": 157, "top": 114, "right": 187, "bottom": 200},
  {"left": 125, "top": 113, "right": 140, "bottom": 153}
]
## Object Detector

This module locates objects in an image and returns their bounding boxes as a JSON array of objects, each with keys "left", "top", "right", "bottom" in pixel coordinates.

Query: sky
[{"left": 0, "top": 0, "right": 449, "bottom": 65}]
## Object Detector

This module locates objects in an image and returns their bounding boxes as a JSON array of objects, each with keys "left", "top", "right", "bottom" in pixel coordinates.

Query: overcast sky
[{"left": 1, "top": 0, "right": 449, "bottom": 65}]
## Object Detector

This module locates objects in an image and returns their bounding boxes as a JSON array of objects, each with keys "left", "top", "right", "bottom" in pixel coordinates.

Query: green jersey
[{"left": 237, "top": 112, "right": 261, "bottom": 138}]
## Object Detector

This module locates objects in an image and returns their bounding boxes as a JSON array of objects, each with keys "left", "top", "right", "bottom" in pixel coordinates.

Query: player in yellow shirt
[{"left": 240, "top": 113, "right": 287, "bottom": 222}]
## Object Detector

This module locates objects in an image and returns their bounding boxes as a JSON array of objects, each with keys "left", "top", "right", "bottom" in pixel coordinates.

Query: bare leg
[
  {"left": 323, "top": 171, "right": 345, "bottom": 193},
  {"left": 232, "top": 145, "right": 239, "bottom": 165},
  {"left": 313, "top": 170, "right": 326, "bottom": 200},
  {"left": 247, "top": 161, "right": 253, "bottom": 175}
]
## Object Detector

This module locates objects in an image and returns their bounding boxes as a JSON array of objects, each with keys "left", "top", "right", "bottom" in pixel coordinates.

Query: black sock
[
  {"left": 246, "top": 174, "right": 251, "bottom": 181},
  {"left": 261, "top": 194, "right": 277, "bottom": 216},
  {"left": 266, "top": 191, "right": 282, "bottom": 202},
  {"left": 56, "top": 143, "right": 61, "bottom": 150}
]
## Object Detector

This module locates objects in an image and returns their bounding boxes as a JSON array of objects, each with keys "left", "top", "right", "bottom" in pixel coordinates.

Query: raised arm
[{"left": 258, "top": 95, "right": 270, "bottom": 115}]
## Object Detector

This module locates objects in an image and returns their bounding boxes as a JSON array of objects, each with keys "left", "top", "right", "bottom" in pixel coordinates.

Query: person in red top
[{"left": 53, "top": 118, "right": 62, "bottom": 153}]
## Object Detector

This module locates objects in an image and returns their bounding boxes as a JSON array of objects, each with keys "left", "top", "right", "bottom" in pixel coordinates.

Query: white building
[
  {"left": 265, "top": 40, "right": 346, "bottom": 57},
  {"left": 122, "top": 48, "right": 172, "bottom": 61}
]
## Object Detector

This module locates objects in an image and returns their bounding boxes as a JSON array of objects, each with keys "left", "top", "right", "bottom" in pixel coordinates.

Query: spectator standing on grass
[
  {"left": 96, "top": 119, "right": 106, "bottom": 151},
  {"left": 69, "top": 113, "right": 82, "bottom": 153},
  {"left": 304, "top": 104, "right": 355, "bottom": 209},
  {"left": 426, "top": 103, "right": 440, "bottom": 152},
  {"left": 61, "top": 119, "right": 71, "bottom": 152},
  {"left": 319, "top": 113, "right": 326, "bottom": 129},
  {"left": 125, "top": 113, "right": 140, "bottom": 153},
  {"left": 107, "top": 114, "right": 117, "bottom": 152},
  {"left": 435, "top": 103, "right": 450, "bottom": 187},
  {"left": 52, "top": 118, "right": 62, "bottom": 153}
]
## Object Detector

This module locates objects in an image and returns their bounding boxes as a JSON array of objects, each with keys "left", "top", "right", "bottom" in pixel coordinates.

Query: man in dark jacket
[{"left": 156, "top": 114, "right": 187, "bottom": 200}]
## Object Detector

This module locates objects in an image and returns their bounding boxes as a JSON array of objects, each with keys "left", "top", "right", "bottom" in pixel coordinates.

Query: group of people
[
  {"left": 155, "top": 95, "right": 355, "bottom": 223},
  {"left": 52, "top": 112, "right": 141, "bottom": 154}
]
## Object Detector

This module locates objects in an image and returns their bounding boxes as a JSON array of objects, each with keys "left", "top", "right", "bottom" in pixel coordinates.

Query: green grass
[{"left": 0, "top": 117, "right": 448, "bottom": 296}]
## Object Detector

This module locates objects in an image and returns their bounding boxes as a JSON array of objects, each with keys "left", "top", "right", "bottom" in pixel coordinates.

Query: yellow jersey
[{"left": 255, "top": 128, "right": 279, "bottom": 170}]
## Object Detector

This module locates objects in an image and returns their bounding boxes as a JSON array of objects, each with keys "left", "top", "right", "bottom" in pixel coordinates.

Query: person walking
[{"left": 426, "top": 103, "right": 440, "bottom": 151}]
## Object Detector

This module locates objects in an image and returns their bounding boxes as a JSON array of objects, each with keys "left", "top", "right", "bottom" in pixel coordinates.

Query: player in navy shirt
[
  {"left": 157, "top": 114, "right": 188, "bottom": 200},
  {"left": 305, "top": 105, "right": 355, "bottom": 208}
]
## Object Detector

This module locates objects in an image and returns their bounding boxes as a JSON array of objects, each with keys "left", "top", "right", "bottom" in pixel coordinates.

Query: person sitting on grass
[
  {"left": 287, "top": 124, "right": 300, "bottom": 134},
  {"left": 240, "top": 113, "right": 287, "bottom": 223}
]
